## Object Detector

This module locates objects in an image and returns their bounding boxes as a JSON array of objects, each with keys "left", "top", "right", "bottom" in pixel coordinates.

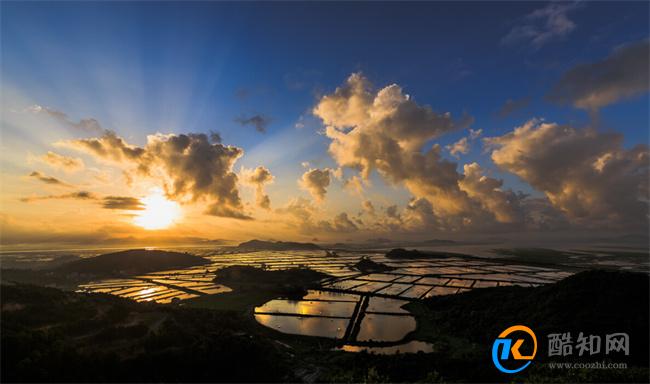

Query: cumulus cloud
[
  {"left": 276, "top": 197, "right": 359, "bottom": 234},
  {"left": 446, "top": 137, "right": 470, "bottom": 158},
  {"left": 547, "top": 40, "right": 650, "bottom": 110},
  {"left": 501, "top": 2, "right": 579, "bottom": 48},
  {"left": 402, "top": 198, "right": 440, "bottom": 230},
  {"left": 458, "top": 163, "right": 525, "bottom": 224},
  {"left": 314, "top": 74, "right": 466, "bottom": 212},
  {"left": 28, "top": 171, "right": 70, "bottom": 187},
  {"left": 57, "top": 130, "right": 144, "bottom": 162},
  {"left": 101, "top": 196, "right": 145, "bottom": 210},
  {"left": 485, "top": 119, "right": 649, "bottom": 228},
  {"left": 139, "top": 133, "right": 251, "bottom": 219},
  {"left": 62, "top": 131, "right": 256, "bottom": 220},
  {"left": 209, "top": 131, "right": 222, "bottom": 144},
  {"left": 343, "top": 175, "right": 365, "bottom": 196},
  {"left": 235, "top": 114, "right": 271, "bottom": 133},
  {"left": 446, "top": 128, "right": 484, "bottom": 158},
  {"left": 314, "top": 73, "right": 465, "bottom": 158},
  {"left": 386, "top": 205, "right": 401, "bottom": 220},
  {"left": 276, "top": 197, "right": 314, "bottom": 222},
  {"left": 313, "top": 73, "right": 523, "bottom": 228},
  {"left": 300, "top": 168, "right": 332, "bottom": 202},
  {"left": 328, "top": 212, "right": 359, "bottom": 232},
  {"left": 241, "top": 166, "right": 274, "bottom": 209},
  {"left": 39, "top": 151, "right": 85, "bottom": 172},
  {"left": 362, "top": 200, "right": 376, "bottom": 216}
]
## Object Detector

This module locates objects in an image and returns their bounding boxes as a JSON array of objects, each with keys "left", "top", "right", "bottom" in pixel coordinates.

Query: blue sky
[
  {"left": 1, "top": 1, "right": 648, "bottom": 244},
  {"left": 4, "top": 2, "right": 647, "bottom": 139}
]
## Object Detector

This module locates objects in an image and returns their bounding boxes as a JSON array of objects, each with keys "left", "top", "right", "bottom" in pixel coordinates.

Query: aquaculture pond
[{"left": 77, "top": 249, "right": 577, "bottom": 353}]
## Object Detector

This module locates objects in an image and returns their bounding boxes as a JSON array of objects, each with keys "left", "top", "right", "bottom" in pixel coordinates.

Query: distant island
[
  {"left": 56, "top": 249, "right": 210, "bottom": 276},
  {"left": 235, "top": 239, "right": 322, "bottom": 251},
  {"left": 326, "top": 238, "right": 458, "bottom": 250}
]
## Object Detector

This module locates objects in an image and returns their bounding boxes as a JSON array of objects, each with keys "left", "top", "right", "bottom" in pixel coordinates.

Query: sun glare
[{"left": 134, "top": 190, "right": 181, "bottom": 230}]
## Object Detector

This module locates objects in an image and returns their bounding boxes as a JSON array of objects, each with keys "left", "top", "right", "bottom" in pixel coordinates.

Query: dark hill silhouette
[
  {"left": 1, "top": 283, "right": 288, "bottom": 383},
  {"left": 56, "top": 249, "right": 209, "bottom": 276},
  {"left": 353, "top": 256, "right": 395, "bottom": 273},
  {"left": 236, "top": 239, "right": 321, "bottom": 251},
  {"left": 420, "top": 270, "right": 650, "bottom": 367},
  {"left": 214, "top": 265, "right": 328, "bottom": 287},
  {"left": 385, "top": 248, "right": 457, "bottom": 259}
]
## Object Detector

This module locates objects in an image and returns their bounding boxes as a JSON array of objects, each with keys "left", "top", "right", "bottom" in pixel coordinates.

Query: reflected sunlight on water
[
  {"left": 335, "top": 340, "right": 434, "bottom": 355},
  {"left": 254, "top": 314, "right": 348, "bottom": 339},
  {"left": 356, "top": 314, "right": 416, "bottom": 342}
]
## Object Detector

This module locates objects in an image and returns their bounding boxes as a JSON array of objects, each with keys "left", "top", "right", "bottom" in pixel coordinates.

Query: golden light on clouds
[{"left": 133, "top": 189, "right": 181, "bottom": 230}]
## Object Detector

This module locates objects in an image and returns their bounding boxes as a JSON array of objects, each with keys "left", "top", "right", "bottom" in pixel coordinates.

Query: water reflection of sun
[
  {"left": 135, "top": 287, "right": 156, "bottom": 298},
  {"left": 134, "top": 189, "right": 181, "bottom": 230}
]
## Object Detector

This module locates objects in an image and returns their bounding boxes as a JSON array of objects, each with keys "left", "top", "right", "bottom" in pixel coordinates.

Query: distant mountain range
[{"left": 328, "top": 238, "right": 458, "bottom": 250}]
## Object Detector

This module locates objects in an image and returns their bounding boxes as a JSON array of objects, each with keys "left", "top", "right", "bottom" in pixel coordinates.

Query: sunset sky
[{"left": 1, "top": 2, "right": 648, "bottom": 248}]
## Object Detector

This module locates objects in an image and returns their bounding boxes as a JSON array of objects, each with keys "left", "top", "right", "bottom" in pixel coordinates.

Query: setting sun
[{"left": 134, "top": 189, "right": 181, "bottom": 230}]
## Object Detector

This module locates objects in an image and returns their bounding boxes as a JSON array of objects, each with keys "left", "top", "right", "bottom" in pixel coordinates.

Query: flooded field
[
  {"left": 68, "top": 249, "right": 581, "bottom": 351},
  {"left": 73, "top": 249, "right": 576, "bottom": 304}
]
